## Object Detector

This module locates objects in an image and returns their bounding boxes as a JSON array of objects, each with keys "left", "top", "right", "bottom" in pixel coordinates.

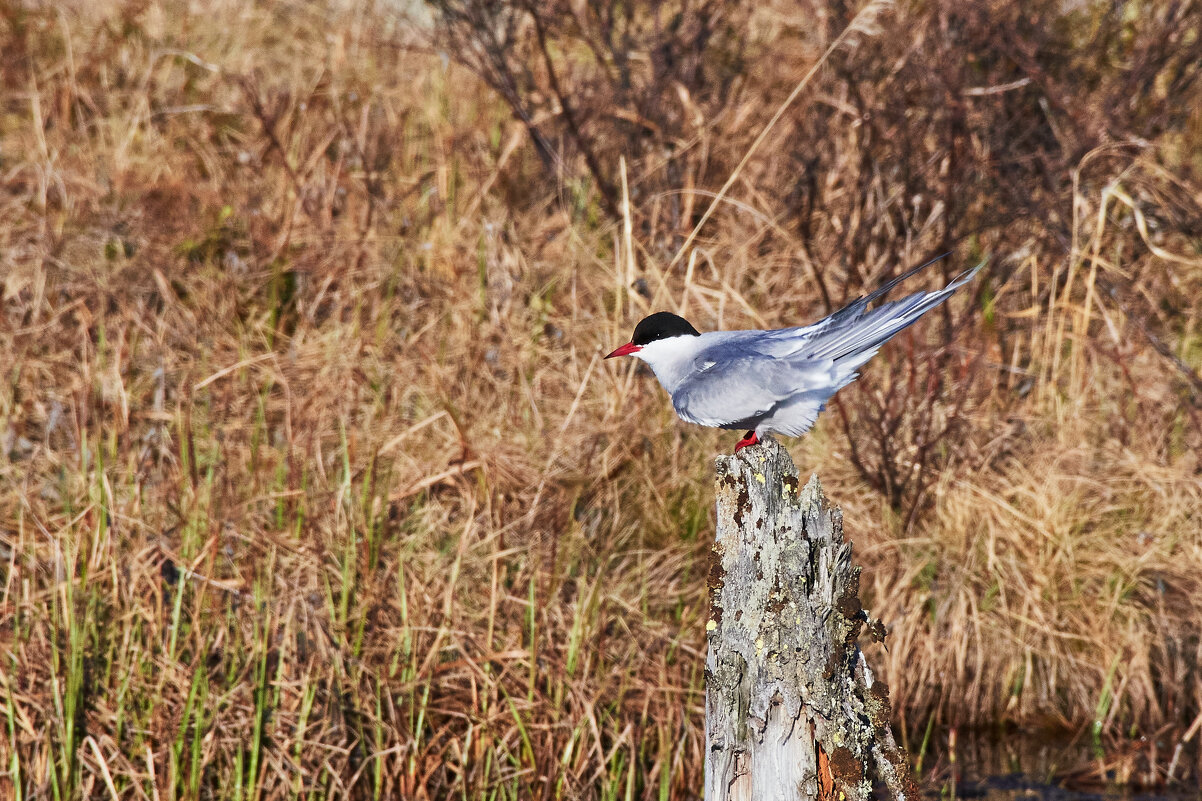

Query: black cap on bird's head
[{"left": 605, "top": 311, "right": 700, "bottom": 358}]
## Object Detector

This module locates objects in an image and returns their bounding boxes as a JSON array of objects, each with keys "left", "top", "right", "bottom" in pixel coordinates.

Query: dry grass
[{"left": 2, "top": 0, "right": 1202, "bottom": 798}]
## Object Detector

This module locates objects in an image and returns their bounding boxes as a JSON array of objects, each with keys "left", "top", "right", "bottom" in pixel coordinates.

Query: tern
[{"left": 605, "top": 258, "right": 982, "bottom": 452}]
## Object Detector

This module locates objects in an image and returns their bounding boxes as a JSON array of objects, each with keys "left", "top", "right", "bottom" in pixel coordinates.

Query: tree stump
[{"left": 704, "top": 438, "right": 916, "bottom": 801}]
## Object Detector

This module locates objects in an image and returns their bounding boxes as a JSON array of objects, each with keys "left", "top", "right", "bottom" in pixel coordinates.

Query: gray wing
[
  {"left": 671, "top": 348, "right": 836, "bottom": 430},
  {"left": 746, "top": 260, "right": 983, "bottom": 364}
]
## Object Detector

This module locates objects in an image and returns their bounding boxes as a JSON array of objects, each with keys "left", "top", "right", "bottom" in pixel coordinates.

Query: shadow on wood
[{"left": 705, "top": 437, "right": 916, "bottom": 801}]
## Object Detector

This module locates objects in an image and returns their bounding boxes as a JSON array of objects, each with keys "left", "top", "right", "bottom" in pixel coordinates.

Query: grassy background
[{"left": 3, "top": 0, "right": 1202, "bottom": 798}]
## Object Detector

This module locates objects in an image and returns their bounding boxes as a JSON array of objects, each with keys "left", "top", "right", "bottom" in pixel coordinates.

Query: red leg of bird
[{"left": 734, "top": 430, "right": 758, "bottom": 452}]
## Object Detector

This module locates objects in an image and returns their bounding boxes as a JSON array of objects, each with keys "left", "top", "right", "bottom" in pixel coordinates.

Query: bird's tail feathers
[{"left": 809, "top": 259, "right": 984, "bottom": 366}]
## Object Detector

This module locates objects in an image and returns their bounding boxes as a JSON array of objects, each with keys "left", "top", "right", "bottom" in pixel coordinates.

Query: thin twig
[{"left": 665, "top": 0, "right": 896, "bottom": 273}]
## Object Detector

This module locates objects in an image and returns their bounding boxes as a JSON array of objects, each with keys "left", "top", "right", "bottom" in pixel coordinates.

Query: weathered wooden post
[{"left": 705, "top": 438, "right": 916, "bottom": 801}]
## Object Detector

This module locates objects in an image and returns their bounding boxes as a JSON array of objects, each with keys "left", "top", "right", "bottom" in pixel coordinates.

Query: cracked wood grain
[{"left": 704, "top": 438, "right": 916, "bottom": 801}]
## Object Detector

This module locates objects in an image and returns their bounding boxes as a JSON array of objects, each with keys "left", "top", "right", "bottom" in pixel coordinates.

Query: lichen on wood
[{"left": 704, "top": 438, "right": 916, "bottom": 801}]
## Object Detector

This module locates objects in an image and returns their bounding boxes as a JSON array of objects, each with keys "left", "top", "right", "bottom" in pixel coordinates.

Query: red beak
[{"left": 605, "top": 342, "right": 642, "bottom": 359}]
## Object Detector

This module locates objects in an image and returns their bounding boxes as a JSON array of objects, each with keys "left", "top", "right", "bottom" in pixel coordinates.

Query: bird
[{"left": 604, "top": 257, "right": 983, "bottom": 452}]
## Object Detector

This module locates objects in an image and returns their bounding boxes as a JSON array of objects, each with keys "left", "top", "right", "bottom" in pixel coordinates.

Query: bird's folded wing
[{"left": 671, "top": 352, "right": 832, "bottom": 428}]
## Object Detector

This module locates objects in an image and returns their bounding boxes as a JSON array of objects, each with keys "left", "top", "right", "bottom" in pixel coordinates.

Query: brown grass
[{"left": 2, "top": 0, "right": 1202, "bottom": 798}]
